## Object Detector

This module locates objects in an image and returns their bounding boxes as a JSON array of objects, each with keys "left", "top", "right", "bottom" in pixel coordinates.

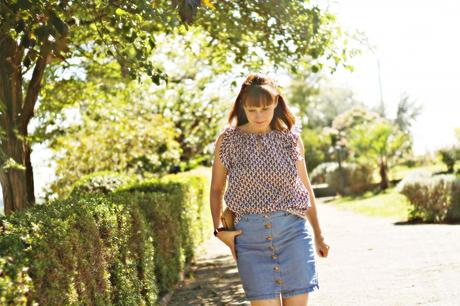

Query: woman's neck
[{"left": 239, "top": 123, "right": 272, "bottom": 134}]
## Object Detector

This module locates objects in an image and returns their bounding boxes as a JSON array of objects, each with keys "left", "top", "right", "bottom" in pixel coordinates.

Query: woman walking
[{"left": 210, "top": 72, "right": 330, "bottom": 306}]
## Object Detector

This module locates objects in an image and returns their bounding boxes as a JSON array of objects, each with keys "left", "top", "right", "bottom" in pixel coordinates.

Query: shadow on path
[{"left": 169, "top": 239, "right": 249, "bottom": 305}]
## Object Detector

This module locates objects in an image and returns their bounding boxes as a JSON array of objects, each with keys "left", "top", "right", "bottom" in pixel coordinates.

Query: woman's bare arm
[
  {"left": 295, "top": 137, "right": 325, "bottom": 241},
  {"left": 210, "top": 133, "right": 228, "bottom": 229}
]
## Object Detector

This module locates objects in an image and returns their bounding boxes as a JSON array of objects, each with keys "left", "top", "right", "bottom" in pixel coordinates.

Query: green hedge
[
  {"left": 396, "top": 170, "right": 460, "bottom": 222},
  {"left": 0, "top": 169, "right": 212, "bottom": 305},
  {"left": 70, "top": 170, "right": 137, "bottom": 197}
]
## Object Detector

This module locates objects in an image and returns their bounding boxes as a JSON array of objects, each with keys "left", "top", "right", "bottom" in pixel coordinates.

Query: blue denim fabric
[{"left": 234, "top": 210, "right": 319, "bottom": 301}]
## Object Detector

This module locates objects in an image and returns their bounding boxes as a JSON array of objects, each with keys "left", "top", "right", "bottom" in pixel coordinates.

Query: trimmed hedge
[
  {"left": 70, "top": 170, "right": 137, "bottom": 197},
  {"left": 396, "top": 170, "right": 460, "bottom": 222},
  {"left": 0, "top": 170, "right": 212, "bottom": 305}
]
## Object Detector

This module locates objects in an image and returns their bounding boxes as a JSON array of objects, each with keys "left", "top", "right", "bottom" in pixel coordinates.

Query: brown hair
[{"left": 227, "top": 72, "right": 297, "bottom": 131}]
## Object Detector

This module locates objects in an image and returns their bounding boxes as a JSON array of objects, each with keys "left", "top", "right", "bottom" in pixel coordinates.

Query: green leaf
[{"left": 115, "top": 8, "right": 128, "bottom": 16}]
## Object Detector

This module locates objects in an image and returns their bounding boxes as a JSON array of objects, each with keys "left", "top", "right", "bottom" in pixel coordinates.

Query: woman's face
[{"left": 243, "top": 101, "right": 278, "bottom": 127}]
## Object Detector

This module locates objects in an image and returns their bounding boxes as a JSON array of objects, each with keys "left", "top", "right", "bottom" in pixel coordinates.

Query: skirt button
[
  {"left": 266, "top": 235, "right": 273, "bottom": 241},
  {"left": 265, "top": 223, "right": 272, "bottom": 229},
  {"left": 274, "top": 265, "right": 280, "bottom": 272},
  {"left": 271, "top": 255, "right": 278, "bottom": 260},
  {"left": 275, "top": 279, "right": 283, "bottom": 285}
]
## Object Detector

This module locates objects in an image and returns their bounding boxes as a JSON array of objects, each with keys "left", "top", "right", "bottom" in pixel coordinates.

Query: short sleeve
[
  {"left": 213, "top": 127, "right": 233, "bottom": 173},
  {"left": 290, "top": 124, "right": 305, "bottom": 161}
]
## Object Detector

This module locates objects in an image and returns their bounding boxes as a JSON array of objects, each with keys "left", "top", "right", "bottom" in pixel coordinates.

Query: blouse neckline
[{"left": 234, "top": 125, "right": 278, "bottom": 137}]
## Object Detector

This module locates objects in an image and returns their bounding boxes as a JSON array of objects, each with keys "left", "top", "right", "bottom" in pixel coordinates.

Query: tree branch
[{"left": 19, "top": 46, "right": 50, "bottom": 135}]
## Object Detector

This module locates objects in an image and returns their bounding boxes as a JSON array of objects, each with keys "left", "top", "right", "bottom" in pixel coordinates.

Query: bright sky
[{"left": 326, "top": 0, "right": 460, "bottom": 155}]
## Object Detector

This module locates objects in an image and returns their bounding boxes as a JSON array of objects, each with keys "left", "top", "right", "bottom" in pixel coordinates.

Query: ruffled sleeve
[
  {"left": 213, "top": 126, "right": 233, "bottom": 173},
  {"left": 290, "top": 124, "right": 305, "bottom": 161}
]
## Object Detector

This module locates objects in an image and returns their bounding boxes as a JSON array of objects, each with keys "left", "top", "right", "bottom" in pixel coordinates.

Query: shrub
[
  {"left": 436, "top": 146, "right": 459, "bottom": 173},
  {"left": 117, "top": 171, "right": 211, "bottom": 296},
  {"left": 0, "top": 194, "right": 157, "bottom": 305},
  {"left": 0, "top": 169, "right": 212, "bottom": 304},
  {"left": 396, "top": 170, "right": 460, "bottom": 222},
  {"left": 310, "top": 162, "right": 373, "bottom": 195},
  {"left": 70, "top": 171, "right": 136, "bottom": 197},
  {"left": 310, "top": 162, "right": 337, "bottom": 184}
]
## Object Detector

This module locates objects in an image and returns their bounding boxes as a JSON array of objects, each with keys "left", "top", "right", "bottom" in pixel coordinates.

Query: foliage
[
  {"left": 1, "top": 0, "right": 356, "bottom": 215},
  {"left": 394, "top": 92, "right": 423, "bottom": 133},
  {"left": 194, "top": 1, "right": 355, "bottom": 74},
  {"left": 348, "top": 119, "right": 411, "bottom": 165},
  {"left": 34, "top": 28, "right": 235, "bottom": 202},
  {"left": 1, "top": 0, "right": 353, "bottom": 85},
  {"left": 436, "top": 146, "right": 460, "bottom": 173},
  {"left": 310, "top": 161, "right": 373, "bottom": 195},
  {"left": 302, "top": 128, "right": 333, "bottom": 172},
  {"left": 45, "top": 112, "right": 180, "bottom": 199},
  {"left": 69, "top": 171, "right": 137, "bottom": 197},
  {"left": 396, "top": 170, "right": 460, "bottom": 222},
  {"left": 0, "top": 195, "right": 156, "bottom": 305},
  {"left": 111, "top": 170, "right": 211, "bottom": 295},
  {"left": 332, "top": 106, "right": 380, "bottom": 132},
  {"left": 0, "top": 169, "right": 212, "bottom": 303},
  {"left": 345, "top": 117, "right": 412, "bottom": 189},
  {"left": 286, "top": 66, "right": 364, "bottom": 129},
  {"left": 0, "top": 0, "right": 176, "bottom": 83}
]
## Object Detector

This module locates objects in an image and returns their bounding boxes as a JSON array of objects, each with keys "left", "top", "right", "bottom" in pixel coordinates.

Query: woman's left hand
[{"left": 314, "top": 235, "right": 330, "bottom": 258}]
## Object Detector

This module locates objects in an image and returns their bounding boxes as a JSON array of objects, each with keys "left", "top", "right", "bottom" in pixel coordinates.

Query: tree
[
  {"left": 437, "top": 147, "right": 457, "bottom": 173},
  {"left": 36, "top": 28, "right": 234, "bottom": 200},
  {"left": 332, "top": 106, "right": 380, "bottom": 132},
  {"left": 394, "top": 92, "right": 423, "bottom": 133},
  {"left": 347, "top": 119, "right": 412, "bottom": 189},
  {"left": 0, "top": 1, "right": 352, "bottom": 215}
]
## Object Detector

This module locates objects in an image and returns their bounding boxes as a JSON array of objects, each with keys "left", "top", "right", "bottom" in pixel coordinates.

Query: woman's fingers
[
  {"left": 216, "top": 230, "right": 242, "bottom": 261},
  {"left": 315, "top": 239, "right": 330, "bottom": 258}
]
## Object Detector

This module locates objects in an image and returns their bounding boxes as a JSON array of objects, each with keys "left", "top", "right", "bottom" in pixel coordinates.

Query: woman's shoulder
[
  {"left": 217, "top": 125, "right": 237, "bottom": 139},
  {"left": 214, "top": 125, "right": 237, "bottom": 148}
]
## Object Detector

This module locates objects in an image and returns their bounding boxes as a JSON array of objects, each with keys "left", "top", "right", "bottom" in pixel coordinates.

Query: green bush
[
  {"left": 0, "top": 194, "right": 156, "bottom": 305},
  {"left": 396, "top": 170, "right": 460, "bottom": 222},
  {"left": 302, "top": 129, "right": 331, "bottom": 172},
  {"left": 310, "top": 162, "right": 373, "bottom": 195},
  {"left": 117, "top": 170, "right": 211, "bottom": 295},
  {"left": 436, "top": 146, "right": 460, "bottom": 173},
  {"left": 0, "top": 169, "right": 212, "bottom": 304},
  {"left": 70, "top": 170, "right": 137, "bottom": 197},
  {"left": 310, "top": 162, "right": 337, "bottom": 184}
]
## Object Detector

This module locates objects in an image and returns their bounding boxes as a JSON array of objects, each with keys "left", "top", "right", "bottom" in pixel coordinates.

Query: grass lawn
[
  {"left": 324, "top": 162, "right": 460, "bottom": 221},
  {"left": 325, "top": 187, "right": 412, "bottom": 221}
]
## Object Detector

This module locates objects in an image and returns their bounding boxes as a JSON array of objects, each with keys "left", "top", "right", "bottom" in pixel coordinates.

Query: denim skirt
[{"left": 234, "top": 210, "right": 319, "bottom": 301}]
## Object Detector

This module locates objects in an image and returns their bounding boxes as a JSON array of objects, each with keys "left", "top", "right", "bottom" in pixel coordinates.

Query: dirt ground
[{"left": 169, "top": 200, "right": 460, "bottom": 306}]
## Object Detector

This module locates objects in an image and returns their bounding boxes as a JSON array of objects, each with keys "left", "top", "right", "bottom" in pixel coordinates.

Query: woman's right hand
[{"left": 216, "top": 229, "right": 243, "bottom": 261}]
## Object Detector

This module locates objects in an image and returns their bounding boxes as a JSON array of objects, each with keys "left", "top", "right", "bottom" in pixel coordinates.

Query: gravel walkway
[{"left": 169, "top": 200, "right": 460, "bottom": 305}]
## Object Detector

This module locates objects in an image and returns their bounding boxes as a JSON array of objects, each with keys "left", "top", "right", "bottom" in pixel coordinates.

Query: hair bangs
[{"left": 244, "top": 86, "right": 276, "bottom": 108}]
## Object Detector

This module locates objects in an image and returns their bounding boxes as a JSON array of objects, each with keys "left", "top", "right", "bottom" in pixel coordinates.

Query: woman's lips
[{"left": 256, "top": 121, "right": 265, "bottom": 124}]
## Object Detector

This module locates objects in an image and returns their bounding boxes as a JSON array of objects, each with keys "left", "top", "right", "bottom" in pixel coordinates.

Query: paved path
[{"left": 169, "top": 200, "right": 460, "bottom": 305}]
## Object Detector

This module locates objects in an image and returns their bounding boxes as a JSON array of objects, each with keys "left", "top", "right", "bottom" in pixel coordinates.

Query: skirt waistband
[{"left": 238, "top": 210, "right": 293, "bottom": 222}]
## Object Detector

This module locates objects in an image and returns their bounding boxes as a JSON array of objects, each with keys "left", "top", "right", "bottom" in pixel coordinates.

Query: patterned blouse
[{"left": 214, "top": 124, "right": 311, "bottom": 225}]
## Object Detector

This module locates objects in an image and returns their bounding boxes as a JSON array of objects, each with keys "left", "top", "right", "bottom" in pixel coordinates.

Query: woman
[{"left": 210, "top": 72, "right": 330, "bottom": 306}]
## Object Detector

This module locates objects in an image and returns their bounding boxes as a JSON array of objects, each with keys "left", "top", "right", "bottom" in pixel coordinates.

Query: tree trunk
[
  {"left": 379, "top": 160, "right": 389, "bottom": 190},
  {"left": 1, "top": 34, "right": 47, "bottom": 215},
  {"left": 0, "top": 145, "right": 31, "bottom": 215}
]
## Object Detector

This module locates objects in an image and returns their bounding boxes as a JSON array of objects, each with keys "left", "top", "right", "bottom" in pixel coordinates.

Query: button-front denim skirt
[{"left": 234, "top": 210, "right": 319, "bottom": 301}]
